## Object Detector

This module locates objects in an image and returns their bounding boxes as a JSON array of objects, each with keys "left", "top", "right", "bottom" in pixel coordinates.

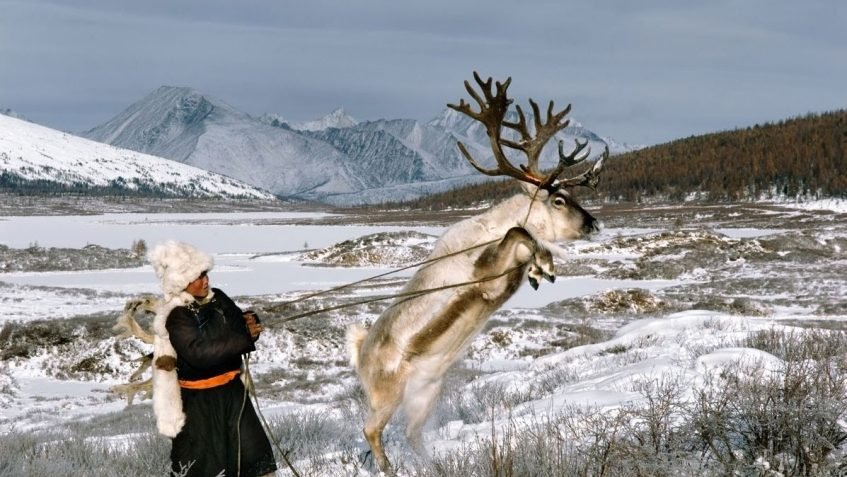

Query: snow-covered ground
[
  {"left": 1, "top": 202, "right": 845, "bottom": 475},
  {"left": 773, "top": 197, "right": 847, "bottom": 213},
  {"left": 0, "top": 114, "right": 276, "bottom": 199}
]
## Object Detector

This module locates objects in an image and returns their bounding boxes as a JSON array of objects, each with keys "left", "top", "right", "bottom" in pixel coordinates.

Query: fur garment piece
[
  {"left": 151, "top": 293, "right": 190, "bottom": 437},
  {"left": 148, "top": 240, "right": 214, "bottom": 301},
  {"left": 147, "top": 241, "right": 214, "bottom": 437}
]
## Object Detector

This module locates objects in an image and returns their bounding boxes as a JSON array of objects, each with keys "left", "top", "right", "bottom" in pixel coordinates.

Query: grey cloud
[{"left": 1, "top": 0, "right": 845, "bottom": 145}]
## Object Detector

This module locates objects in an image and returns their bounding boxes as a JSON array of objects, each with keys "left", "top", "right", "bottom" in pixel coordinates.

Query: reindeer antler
[
  {"left": 447, "top": 72, "right": 534, "bottom": 182},
  {"left": 448, "top": 71, "right": 603, "bottom": 191},
  {"left": 112, "top": 296, "right": 159, "bottom": 405},
  {"left": 552, "top": 145, "right": 608, "bottom": 190}
]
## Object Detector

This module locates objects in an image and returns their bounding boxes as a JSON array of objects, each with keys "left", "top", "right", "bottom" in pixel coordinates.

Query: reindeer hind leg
[
  {"left": 402, "top": 374, "right": 443, "bottom": 460},
  {"left": 362, "top": 373, "right": 405, "bottom": 473}
]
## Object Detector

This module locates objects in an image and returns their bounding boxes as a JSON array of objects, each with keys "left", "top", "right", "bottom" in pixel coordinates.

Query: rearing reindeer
[{"left": 346, "top": 72, "right": 605, "bottom": 472}]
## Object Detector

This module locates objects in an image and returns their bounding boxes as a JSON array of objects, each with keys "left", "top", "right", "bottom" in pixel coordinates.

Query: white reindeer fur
[
  {"left": 347, "top": 185, "right": 595, "bottom": 471},
  {"left": 351, "top": 190, "right": 585, "bottom": 370}
]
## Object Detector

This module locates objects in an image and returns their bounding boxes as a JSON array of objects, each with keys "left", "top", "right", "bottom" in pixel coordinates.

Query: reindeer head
[{"left": 448, "top": 72, "right": 605, "bottom": 241}]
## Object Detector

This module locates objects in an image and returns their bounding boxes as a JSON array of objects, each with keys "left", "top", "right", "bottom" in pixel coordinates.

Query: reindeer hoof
[{"left": 529, "top": 277, "right": 539, "bottom": 290}]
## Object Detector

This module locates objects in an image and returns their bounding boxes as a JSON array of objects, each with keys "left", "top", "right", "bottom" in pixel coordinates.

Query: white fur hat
[{"left": 148, "top": 240, "right": 214, "bottom": 299}]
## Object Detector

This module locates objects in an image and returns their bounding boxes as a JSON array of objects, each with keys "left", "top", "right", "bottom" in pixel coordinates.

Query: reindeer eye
[{"left": 552, "top": 196, "right": 568, "bottom": 207}]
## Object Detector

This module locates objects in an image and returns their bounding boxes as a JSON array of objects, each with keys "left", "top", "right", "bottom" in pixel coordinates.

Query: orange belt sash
[{"left": 179, "top": 370, "right": 240, "bottom": 390}]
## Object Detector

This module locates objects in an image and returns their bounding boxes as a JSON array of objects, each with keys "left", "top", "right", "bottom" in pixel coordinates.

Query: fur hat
[{"left": 148, "top": 240, "right": 214, "bottom": 299}]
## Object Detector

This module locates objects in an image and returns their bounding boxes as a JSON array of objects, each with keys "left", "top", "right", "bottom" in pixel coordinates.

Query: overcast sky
[{"left": 1, "top": 0, "right": 845, "bottom": 145}]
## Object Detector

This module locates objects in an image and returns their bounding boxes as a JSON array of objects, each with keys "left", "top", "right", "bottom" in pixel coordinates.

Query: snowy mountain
[
  {"left": 81, "top": 87, "right": 364, "bottom": 202},
  {"left": 299, "top": 107, "right": 357, "bottom": 131},
  {"left": 256, "top": 112, "right": 289, "bottom": 128},
  {"left": 1, "top": 108, "right": 29, "bottom": 122},
  {"left": 0, "top": 114, "right": 275, "bottom": 199},
  {"left": 257, "top": 108, "right": 358, "bottom": 132},
  {"left": 602, "top": 135, "right": 646, "bottom": 155},
  {"left": 82, "top": 87, "right": 633, "bottom": 205}
]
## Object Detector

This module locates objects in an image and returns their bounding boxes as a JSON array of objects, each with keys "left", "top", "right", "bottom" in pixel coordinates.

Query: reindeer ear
[{"left": 519, "top": 182, "right": 549, "bottom": 200}]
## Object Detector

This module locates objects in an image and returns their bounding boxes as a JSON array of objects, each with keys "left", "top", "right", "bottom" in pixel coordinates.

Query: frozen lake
[
  {"left": 0, "top": 211, "right": 441, "bottom": 252},
  {"left": 0, "top": 211, "right": 675, "bottom": 322}
]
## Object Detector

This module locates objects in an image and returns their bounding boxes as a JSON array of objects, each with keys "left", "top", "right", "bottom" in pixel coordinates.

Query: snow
[
  {"left": 290, "top": 107, "right": 358, "bottom": 131},
  {"left": 1, "top": 206, "right": 845, "bottom": 474},
  {"left": 773, "top": 197, "right": 847, "bottom": 213},
  {"left": 0, "top": 114, "right": 275, "bottom": 199},
  {"left": 0, "top": 213, "right": 679, "bottom": 322},
  {"left": 0, "top": 213, "right": 445, "bottom": 322}
]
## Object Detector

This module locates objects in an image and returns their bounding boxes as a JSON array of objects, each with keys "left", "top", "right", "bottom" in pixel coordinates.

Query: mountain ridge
[
  {"left": 0, "top": 114, "right": 276, "bottom": 200},
  {"left": 79, "top": 85, "right": 636, "bottom": 205}
]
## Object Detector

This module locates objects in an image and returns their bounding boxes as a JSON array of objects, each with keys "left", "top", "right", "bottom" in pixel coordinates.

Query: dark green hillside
[{"left": 390, "top": 110, "right": 847, "bottom": 210}]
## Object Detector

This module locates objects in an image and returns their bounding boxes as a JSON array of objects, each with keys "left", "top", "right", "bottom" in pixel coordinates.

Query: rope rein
[
  {"left": 236, "top": 373, "right": 248, "bottom": 477},
  {"left": 275, "top": 263, "right": 524, "bottom": 324},
  {"left": 269, "top": 237, "right": 501, "bottom": 311},
  {"left": 240, "top": 197, "right": 542, "bottom": 475},
  {"left": 268, "top": 192, "right": 540, "bottom": 321},
  {"left": 242, "top": 353, "right": 303, "bottom": 477}
]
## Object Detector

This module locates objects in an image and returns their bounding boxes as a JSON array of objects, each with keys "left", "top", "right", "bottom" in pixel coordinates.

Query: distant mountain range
[
  {"left": 0, "top": 113, "right": 275, "bottom": 200},
  {"left": 258, "top": 107, "right": 358, "bottom": 132},
  {"left": 80, "top": 86, "right": 641, "bottom": 205}
]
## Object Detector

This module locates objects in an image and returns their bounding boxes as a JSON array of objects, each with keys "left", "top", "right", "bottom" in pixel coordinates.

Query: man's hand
[{"left": 243, "top": 311, "right": 263, "bottom": 341}]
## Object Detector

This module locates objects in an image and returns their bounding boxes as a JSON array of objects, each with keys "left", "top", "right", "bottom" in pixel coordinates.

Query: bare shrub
[
  {"left": 264, "top": 408, "right": 365, "bottom": 473},
  {"left": 538, "top": 321, "right": 612, "bottom": 356},
  {"left": 589, "top": 289, "right": 665, "bottom": 315},
  {"left": 428, "top": 331, "right": 847, "bottom": 477},
  {"left": 691, "top": 296, "right": 771, "bottom": 316},
  {"left": 689, "top": 344, "right": 847, "bottom": 475},
  {"left": 601, "top": 343, "right": 630, "bottom": 355},
  {"left": 130, "top": 239, "right": 147, "bottom": 258},
  {"left": 744, "top": 327, "right": 847, "bottom": 362},
  {"left": 425, "top": 410, "right": 581, "bottom": 477},
  {"left": 436, "top": 378, "right": 537, "bottom": 427},
  {"left": 0, "top": 429, "right": 170, "bottom": 477},
  {"left": 425, "top": 375, "right": 696, "bottom": 477},
  {"left": 614, "top": 376, "right": 695, "bottom": 476},
  {"left": 534, "top": 366, "right": 579, "bottom": 395}
]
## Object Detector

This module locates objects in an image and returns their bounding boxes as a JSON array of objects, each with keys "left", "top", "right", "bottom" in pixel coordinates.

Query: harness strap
[{"left": 179, "top": 370, "right": 240, "bottom": 389}]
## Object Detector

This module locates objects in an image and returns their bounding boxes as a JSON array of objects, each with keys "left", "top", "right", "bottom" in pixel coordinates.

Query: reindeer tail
[{"left": 345, "top": 324, "right": 368, "bottom": 369}]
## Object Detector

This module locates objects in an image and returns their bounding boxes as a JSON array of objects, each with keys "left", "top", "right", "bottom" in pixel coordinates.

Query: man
[{"left": 148, "top": 240, "right": 277, "bottom": 477}]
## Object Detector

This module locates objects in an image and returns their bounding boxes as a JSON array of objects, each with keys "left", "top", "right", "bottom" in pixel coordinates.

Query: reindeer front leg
[
  {"left": 474, "top": 227, "right": 555, "bottom": 299},
  {"left": 527, "top": 246, "right": 555, "bottom": 290}
]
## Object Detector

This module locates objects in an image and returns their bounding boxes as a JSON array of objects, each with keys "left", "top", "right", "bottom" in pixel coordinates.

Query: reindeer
[{"left": 346, "top": 72, "right": 605, "bottom": 472}]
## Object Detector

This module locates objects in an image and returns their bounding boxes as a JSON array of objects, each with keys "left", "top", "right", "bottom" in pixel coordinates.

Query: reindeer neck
[
  {"left": 477, "top": 194, "right": 540, "bottom": 235},
  {"left": 434, "top": 194, "right": 545, "bottom": 258}
]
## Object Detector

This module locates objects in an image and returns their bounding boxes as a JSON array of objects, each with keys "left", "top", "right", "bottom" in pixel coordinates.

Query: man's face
[{"left": 185, "top": 271, "right": 209, "bottom": 298}]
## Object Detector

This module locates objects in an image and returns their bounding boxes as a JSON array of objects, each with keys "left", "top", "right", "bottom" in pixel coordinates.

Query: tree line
[
  {"left": 389, "top": 109, "right": 847, "bottom": 210},
  {"left": 599, "top": 109, "right": 847, "bottom": 202}
]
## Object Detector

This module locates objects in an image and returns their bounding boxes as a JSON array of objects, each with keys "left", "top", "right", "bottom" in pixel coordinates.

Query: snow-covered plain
[{"left": 1, "top": 202, "right": 846, "bottom": 475}]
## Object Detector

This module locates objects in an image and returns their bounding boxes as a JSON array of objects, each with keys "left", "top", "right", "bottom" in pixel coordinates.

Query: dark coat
[
  {"left": 166, "top": 288, "right": 256, "bottom": 381},
  {"left": 166, "top": 288, "right": 276, "bottom": 477}
]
